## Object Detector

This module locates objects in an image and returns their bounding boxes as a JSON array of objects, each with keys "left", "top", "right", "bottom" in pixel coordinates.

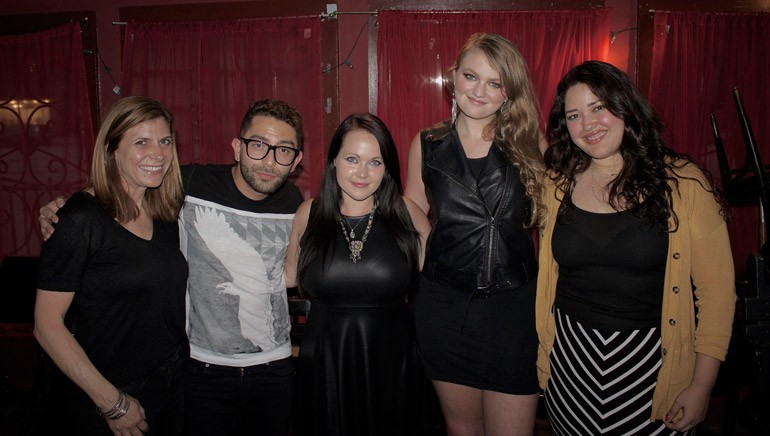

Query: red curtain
[
  {"left": 649, "top": 11, "right": 770, "bottom": 275},
  {"left": 0, "top": 22, "right": 93, "bottom": 259},
  {"left": 123, "top": 17, "right": 323, "bottom": 198},
  {"left": 376, "top": 9, "right": 611, "bottom": 179}
]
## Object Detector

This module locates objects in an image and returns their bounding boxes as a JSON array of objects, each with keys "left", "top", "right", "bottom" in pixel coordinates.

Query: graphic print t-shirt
[{"left": 180, "top": 164, "right": 302, "bottom": 366}]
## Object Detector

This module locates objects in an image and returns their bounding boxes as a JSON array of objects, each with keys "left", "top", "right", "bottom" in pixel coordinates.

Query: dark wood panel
[
  {"left": 321, "top": 19, "right": 340, "bottom": 150},
  {"left": 369, "top": 0, "right": 604, "bottom": 10},
  {"left": 120, "top": 0, "right": 329, "bottom": 22}
]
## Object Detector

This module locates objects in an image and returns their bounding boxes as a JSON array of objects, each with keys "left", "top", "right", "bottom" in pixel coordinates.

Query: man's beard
[{"left": 239, "top": 163, "right": 290, "bottom": 196}]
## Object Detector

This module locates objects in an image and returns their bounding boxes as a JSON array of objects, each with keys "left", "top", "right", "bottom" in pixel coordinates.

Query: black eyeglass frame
[{"left": 239, "top": 137, "right": 299, "bottom": 166}]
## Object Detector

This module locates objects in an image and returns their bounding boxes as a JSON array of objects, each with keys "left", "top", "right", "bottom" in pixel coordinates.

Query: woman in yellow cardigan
[{"left": 537, "top": 61, "right": 736, "bottom": 435}]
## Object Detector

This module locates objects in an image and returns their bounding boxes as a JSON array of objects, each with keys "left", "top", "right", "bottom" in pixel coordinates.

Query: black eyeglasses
[{"left": 239, "top": 137, "right": 299, "bottom": 166}]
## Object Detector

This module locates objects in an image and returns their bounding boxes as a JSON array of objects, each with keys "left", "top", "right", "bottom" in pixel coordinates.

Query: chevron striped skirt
[{"left": 544, "top": 307, "right": 695, "bottom": 435}]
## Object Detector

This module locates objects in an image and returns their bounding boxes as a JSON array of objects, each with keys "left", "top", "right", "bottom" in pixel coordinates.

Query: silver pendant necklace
[{"left": 344, "top": 215, "right": 367, "bottom": 239}]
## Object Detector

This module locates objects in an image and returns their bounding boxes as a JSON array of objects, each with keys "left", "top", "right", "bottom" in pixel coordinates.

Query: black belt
[
  {"left": 186, "top": 356, "right": 291, "bottom": 374},
  {"left": 456, "top": 263, "right": 537, "bottom": 333},
  {"left": 471, "top": 266, "right": 537, "bottom": 299},
  {"left": 424, "top": 261, "right": 537, "bottom": 296}
]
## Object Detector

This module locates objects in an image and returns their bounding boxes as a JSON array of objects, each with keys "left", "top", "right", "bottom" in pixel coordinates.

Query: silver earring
[{"left": 451, "top": 95, "right": 458, "bottom": 124}]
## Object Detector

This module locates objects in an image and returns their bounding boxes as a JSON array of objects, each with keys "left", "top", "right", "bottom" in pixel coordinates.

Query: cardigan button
[
  {"left": 672, "top": 286, "right": 680, "bottom": 294},
  {"left": 669, "top": 318, "right": 676, "bottom": 326},
  {"left": 662, "top": 348, "right": 667, "bottom": 356},
  {"left": 673, "top": 252, "right": 681, "bottom": 259}
]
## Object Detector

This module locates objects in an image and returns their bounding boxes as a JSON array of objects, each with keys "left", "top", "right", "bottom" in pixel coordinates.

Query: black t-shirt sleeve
[
  {"left": 180, "top": 164, "right": 196, "bottom": 185},
  {"left": 280, "top": 182, "right": 304, "bottom": 211},
  {"left": 37, "top": 193, "right": 99, "bottom": 292}
]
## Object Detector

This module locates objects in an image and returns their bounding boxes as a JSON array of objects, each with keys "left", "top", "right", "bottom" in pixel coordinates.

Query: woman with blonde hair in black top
[{"left": 405, "top": 32, "right": 545, "bottom": 435}]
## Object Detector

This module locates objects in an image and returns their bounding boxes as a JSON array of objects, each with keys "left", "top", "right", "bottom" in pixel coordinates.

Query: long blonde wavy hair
[{"left": 447, "top": 33, "right": 545, "bottom": 228}]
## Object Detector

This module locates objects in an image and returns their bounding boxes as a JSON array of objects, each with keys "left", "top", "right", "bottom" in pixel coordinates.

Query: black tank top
[{"left": 552, "top": 205, "right": 668, "bottom": 330}]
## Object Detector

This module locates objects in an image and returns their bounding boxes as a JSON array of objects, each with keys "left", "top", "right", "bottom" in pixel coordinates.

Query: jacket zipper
[
  {"left": 487, "top": 168, "right": 510, "bottom": 285},
  {"left": 428, "top": 161, "right": 509, "bottom": 287}
]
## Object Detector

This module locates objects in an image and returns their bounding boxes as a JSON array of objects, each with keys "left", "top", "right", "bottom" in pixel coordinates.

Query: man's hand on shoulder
[{"left": 39, "top": 196, "right": 67, "bottom": 241}]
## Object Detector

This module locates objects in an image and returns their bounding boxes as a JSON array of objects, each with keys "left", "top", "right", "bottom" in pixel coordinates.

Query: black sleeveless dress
[{"left": 294, "top": 212, "right": 422, "bottom": 436}]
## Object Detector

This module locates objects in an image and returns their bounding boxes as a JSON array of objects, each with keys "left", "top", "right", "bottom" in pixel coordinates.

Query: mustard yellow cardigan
[{"left": 535, "top": 161, "right": 737, "bottom": 422}]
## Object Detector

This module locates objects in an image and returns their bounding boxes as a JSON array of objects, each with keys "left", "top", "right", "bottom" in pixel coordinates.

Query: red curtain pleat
[
  {"left": 649, "top": 11, "right": 770, "bottom": 275},
  {"left": 376, "top": 9, "right": 611, "bottom": 182},
  {"left": 0, "top": 22, "right": 93, "bottom": 259},
  {"left": 122, "top": 17, "right": 323, "bottom": 199}
]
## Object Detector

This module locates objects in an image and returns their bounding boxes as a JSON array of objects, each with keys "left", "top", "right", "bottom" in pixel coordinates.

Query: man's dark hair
[{"left": 240, "top": 99, "right": 304, "bottom": 150}]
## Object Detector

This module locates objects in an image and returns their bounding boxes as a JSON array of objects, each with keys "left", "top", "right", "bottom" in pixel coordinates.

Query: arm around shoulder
[
  {"left": 405, "top": 133, "right": 429, "bottom": 215},
  {"left": 285, "top": 198, "right": 313, "bottom": 289},
  {"left": 38, "top": 195, "right": 68, "bottom": 240}
]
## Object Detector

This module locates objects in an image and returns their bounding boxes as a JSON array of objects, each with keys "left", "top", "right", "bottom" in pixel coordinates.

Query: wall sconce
[{"left": 609, "top": 27, "right": 638, "bottom": 44}]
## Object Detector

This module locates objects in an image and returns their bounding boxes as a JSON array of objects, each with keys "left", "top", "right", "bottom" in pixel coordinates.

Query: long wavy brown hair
[{"left": 545, "top": 60, "right": 726, "bottom": 229}]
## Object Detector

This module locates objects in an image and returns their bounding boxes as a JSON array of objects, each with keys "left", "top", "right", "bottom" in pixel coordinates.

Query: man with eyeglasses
[
  {"left": 39, "top": 99, "right": 304, "bottom": 436},
  {"left": 178, "top": 99, "right": 303, "bottom": 436}
]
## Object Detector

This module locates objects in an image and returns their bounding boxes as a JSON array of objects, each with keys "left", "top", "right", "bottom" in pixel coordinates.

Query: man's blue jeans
[{"left": 183, "top": 356, "right": 294, "bottom": 436}]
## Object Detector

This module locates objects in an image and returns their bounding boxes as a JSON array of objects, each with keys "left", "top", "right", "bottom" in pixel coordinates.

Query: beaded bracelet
[
  {"left": 97, "top": 390, "right": 125, "bottom": 419},
  {"left": 107, "top": 394, "right": 131, "bottom": 420}
]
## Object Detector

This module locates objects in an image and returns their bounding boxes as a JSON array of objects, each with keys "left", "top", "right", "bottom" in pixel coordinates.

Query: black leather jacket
[{"left": 421, "top": 121, "right": 536, "bottom": 295}]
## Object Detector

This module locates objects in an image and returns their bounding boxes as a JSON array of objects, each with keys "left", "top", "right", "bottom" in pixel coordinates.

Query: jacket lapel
[{"left": 426, "top": 129, "right": 480, "bottom": 195}]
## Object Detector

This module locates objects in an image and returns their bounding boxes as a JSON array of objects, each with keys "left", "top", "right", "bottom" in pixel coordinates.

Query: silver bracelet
[
  {"left": 107, "top": 394, "right": 131, "bottom": 420},
  {"left": 97, "top": 390, "right": 125, "bottom": 419}
]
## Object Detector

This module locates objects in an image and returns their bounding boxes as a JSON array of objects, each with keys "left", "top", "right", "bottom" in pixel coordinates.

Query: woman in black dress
[{"left": 285, "top": 113, "right": 430, "bottom": 435}]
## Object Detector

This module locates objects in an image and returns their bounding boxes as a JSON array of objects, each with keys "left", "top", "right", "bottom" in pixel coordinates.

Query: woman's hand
[
  {"left": 663, "top": 353, "right": 720, "bottom": 432},
  {"left": 104, "top": 394, "right": 149, "bottom": 435},
  {"left": 663, "top": 382, "right": 711, "bottom": 431}
]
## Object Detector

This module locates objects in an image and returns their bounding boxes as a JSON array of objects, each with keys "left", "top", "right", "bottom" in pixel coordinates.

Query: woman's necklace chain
[
  {"left": 338, "top": 208, "right": 375, "bottom": 263},
  {"left": 589, "top": 167, "right": 618, "bottom": 204},
  {"left": 345, "top": 215, "right": 367, "bottom": 239}
]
